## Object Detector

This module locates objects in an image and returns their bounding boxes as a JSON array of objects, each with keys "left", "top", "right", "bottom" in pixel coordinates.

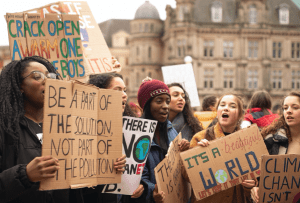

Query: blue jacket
[{"left": 139, "top": 120, "right": 177, "bottom": 202}]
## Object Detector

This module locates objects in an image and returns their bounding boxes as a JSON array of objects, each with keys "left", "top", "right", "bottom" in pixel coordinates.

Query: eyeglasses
[{"left": 23, "top": 71, "right": 57, "bottom": 82}]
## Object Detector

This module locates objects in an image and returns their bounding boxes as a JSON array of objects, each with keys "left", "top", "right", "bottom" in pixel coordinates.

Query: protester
[
  {"left": 251, "top": 91, "right": 300, "bottom": 203},
  {"left": 136, "top": 77, "right": 189, "bottom": 203},
  {"left": 167, "top": 83, "right": 203, "bottom": 141},
  {"left": 185, "top": 94, "right": 256, "bottom": 203},
  {"left": 89, "top": 72, "right": 144, "bottom": 202},
  {"left": 241, "top": 90, "right": 279, "bottom": 129},
  {"left": 129, "top": 102, "right": 143, "bottom": 117},
  {"left": 0, "top": 56, "right": 70, "bottom": 202},
  {"left": 194, "top": 95, "right": 218, "bottom": 129}
]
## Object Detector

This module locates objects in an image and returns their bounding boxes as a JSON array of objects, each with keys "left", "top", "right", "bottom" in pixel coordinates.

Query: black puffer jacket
[{"left": 0, "top": 116, "right": 73, "bottom": 203}]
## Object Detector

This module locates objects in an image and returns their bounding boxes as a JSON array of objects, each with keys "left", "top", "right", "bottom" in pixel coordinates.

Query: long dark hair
[
  {"left": 168, "top": 83, "right": 203, "bottom": 137},
  {"left": 88, "top": 73, "right": 136, "bottom": 117},
  {"left": 261, "top": 91, "right": 300, "bottom": 143},
  {"left": 205, "top": 94, "right": 244, "bottom": 140},
  {"left": 0, "top": 56, "right": 59, "bottom": 137},
  {"left": 247, "top": 90, "right": 272, "bottom": 115}
]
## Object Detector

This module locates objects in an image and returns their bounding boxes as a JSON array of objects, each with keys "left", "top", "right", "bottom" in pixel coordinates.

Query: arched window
[
  {"left": 249, "top": 5, "right": 257, "bottom": 24},
  {"left": 211, "top": 1, "right": 222, "bottom": 22},
  {"left": 136, "top": 47, "right": 139, "bottom": 56},
  {"left": 279, "top": 4, "right": 289, "bottom": 25}
]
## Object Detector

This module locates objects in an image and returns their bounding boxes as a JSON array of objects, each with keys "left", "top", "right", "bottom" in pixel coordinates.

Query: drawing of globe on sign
[
  {"left": 133, "top": 136, "right": 151, "bottom": 163},
  {"left": 215, "top": 169, "right": 228, "bottom": 183}
]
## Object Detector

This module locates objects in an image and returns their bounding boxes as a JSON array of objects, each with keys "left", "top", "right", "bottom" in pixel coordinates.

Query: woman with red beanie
[{"left": 135, "top": 77, "right": 189, "bottom": 203}]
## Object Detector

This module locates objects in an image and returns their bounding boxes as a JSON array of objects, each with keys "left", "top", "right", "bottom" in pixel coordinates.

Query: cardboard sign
[
  {"left": 162, "top": 64, "right": 200, "bottom": 107},
  {"left": 6, "top": 13, "right": 85, "bottom": 80},
  {"left": 102, "top": 117, "right": 157, "bottom": 195},
  {"left": 154, "top": 133, "right": 191, "bottom": 203},
  {"left": 258, "top": 154, "right": 300, "bottom": 203},
  {"left": 25, "top": 1, "right": 119, "bottom": 76},
  {"left": 40, "top": 79, "right": 122, "bottom": 190},
  {"left": 180, "top": 125, "right": 268, "bottom": 201}
]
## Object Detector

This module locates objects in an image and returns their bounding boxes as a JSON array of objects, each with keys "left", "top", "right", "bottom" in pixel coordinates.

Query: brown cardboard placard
[
  {"left": 258, "top": 154, "right": 300, "bottom": 203},
  {"left": 154, "top": 133, "right": 191, "bottom": 203},
  {"left": 40, "top": 79, "right": 122, "bottom": 190},
  {"left": 180, "top": 124, "right": 268, "bottom": 201},
  {"left": 24, "top": 1, "right": 120, "bottom": 75},
  {"left": 6, "top": 12, "right": 84, "bottom": 80}
]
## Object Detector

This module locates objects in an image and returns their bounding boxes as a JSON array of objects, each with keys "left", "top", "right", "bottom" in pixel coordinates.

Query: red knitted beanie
[{"left": 137, "top": 77, "right": 170, "bottom": 109}]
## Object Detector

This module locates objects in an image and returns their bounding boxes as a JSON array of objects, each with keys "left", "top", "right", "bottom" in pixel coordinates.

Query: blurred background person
[
  {"left": 194, "top": 95, "right": 218, "bottom": 129},
  {"left": 167, "top": 83, "right": 203, "bottom": 141},
  {"left": 251, "top": 91, "right": 300, "bottom": 203},
  {"left": 129, "top": 102, "right": 143, "bottom": 117},
  {"left": 241, "top": 90, "right": 279, "bottom": 130}
]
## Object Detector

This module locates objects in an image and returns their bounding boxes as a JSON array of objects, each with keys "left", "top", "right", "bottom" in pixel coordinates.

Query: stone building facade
[{"left": 99, "top": 0, "right": 300, "bottom": 110}]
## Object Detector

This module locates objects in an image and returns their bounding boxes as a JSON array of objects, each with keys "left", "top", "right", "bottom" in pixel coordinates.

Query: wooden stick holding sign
[
  {"left": 154, "top": 133, "right": 191, "bottom": 203},
  {"left": 180, "top": 124, "right": 268, "bottom": 201}
]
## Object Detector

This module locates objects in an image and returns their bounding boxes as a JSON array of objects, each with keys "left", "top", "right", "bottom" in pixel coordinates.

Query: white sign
[
  {"left": 162, "top": 64, "right": 200, "bottom": 107},
  {"left": 102, "top": 116, "right": 157, "bottom": 195}
]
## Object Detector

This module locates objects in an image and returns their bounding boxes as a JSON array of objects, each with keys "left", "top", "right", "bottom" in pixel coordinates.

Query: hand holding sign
[
  {"left": 26, "top": 156, "right": 60, "bottom": 182},
  {"left": 131, "top": 184, "right": 144, "bottom": 198},
  {"left": 153, "top": 184, "right": 165, "bottom": 203},
  {"left": 114, "top": 154, "right": 126, "bottom": 173},
  {"left": 178, "top": 139, "right": 190, "bottom": 152}
]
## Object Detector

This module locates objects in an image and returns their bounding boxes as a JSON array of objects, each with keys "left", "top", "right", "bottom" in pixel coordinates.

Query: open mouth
[
  {"left": 222, "top": 113, "right": 229, "bottom": 118},
  {"left": 122, "top": 101, "right": 126, "bottom": 106},
  {"left": 286, "top": 116, "right": 294, "bottom": 120}
]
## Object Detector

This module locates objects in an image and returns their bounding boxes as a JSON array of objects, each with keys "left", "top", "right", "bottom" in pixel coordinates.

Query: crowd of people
[{"left": 0, "top": 56, "right": 298, "bottom": 203}]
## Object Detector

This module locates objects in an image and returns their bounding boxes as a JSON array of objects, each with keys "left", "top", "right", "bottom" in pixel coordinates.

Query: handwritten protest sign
[
  {"left": 258, "top": 154, "right": 300, "bottom": 203},
  {"left": 180, "top": 125, "right": 268, "bottom": 201},
  {"left": 40, "top": 79, "right": 122, "bottom": 190},
  {"left": 6, "top": 13, "right": 85, "bottom": 80},
  {"left": 154, "top": 133, "right": 191, "bottom": 203},
  {"left": 102, "top": 117, "right": 157, "bottom": 195},
  {"left": 25, "top": 1, "right": 119, "bottom": 76},
  {"left": 162, "top": 64, "right": 200, "bottom": 107}
]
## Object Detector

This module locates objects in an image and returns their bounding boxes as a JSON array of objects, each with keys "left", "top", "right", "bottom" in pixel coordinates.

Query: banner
[
  {"left": 180, "top": 125, "right": 268, "bottom": 201},
  {"left": 102, "top": 117, "right": 157, "bottom": 195},
  {"left": 40, "top": 79, "right": 122, "bottom": 190},
  {"left": 154, "top": 133, "right": 191, "bottom": 203},
  {"left": 258, "top": 154, "right": 300, "bottom": 203}
]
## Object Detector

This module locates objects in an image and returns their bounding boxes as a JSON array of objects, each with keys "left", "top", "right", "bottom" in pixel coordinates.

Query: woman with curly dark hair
[
  {"left": 251, "top": 91, "right": 300, "bottom": 203},
  {"left": 0, "top": 56, "right": 68, "bottom": 203},
  {"left": 167, "top": 83, "right": 203, "bottom": 141}
]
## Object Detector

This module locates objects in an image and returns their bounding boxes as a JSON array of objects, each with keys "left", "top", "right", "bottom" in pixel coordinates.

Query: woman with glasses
[{"left": 0, "top": 56, "right": 125, "bottom": 203}]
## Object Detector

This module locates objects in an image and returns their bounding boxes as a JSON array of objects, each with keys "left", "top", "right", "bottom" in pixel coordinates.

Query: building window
[
  {"left": 248, "top": 70, "right": 258, "bottom": 89},
  {"left": 139, "top": 24, "right": 143, "bottom": 32},
  {"left": 211, "top": 1, "right": 222, "bottom": 22},
  {"left": 272, "top": 70, "right": 282, "bottom": 89},
  {"left": 291, "top": 70, "right": 300, "bottom": 89},
  {"left": 136, "top": 47, "right": 139, "bottom": 56},
  {"left": 136, "top": 72, "right": 140, "bottom": 86},
  {"left": 125, "top": 57, "right": 128, "bottom": 65},
  {"left": 148, "top": 46, "right": 151, "bottom": 59},
  {"left": 145, "top": 23, "right": 149, "bottom": 32},
  {"left": 248, "top": 41, "right": 258, "bottom": 58},
  {"left": 148, "top": 72, "right": 152, "bottom": 78},
  {"left": 150, "top": 24, "right": 154, "bottom": 32},
  {"left": 273, "top": 42, "right": 282, "bottom": 58},
  {"left": 249, "top": 5, "right": 257, "bottom": 24},
  {"left": 204, "top": 68, "right": 214, "bottom": 89},
  {"left": 178, "top": 5, "right": 188, "bottom": 21},
  {"left": 204, "top": 40, "right": 214, "bottom": 57},
  {"left": 279, "top": 4, "right": 289, "bottom": 25},
  {"left": 177, "top": 39, "right": 186, "bottom": 57},
  {"left": 291, "top": 42, "right": 300, "bottom": 59},
  {"left": 223, "top": 69, "right": 234, "bottom": 88},
  {"left": 223, "top": 41, "right": 233, "bottom": 58}
]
